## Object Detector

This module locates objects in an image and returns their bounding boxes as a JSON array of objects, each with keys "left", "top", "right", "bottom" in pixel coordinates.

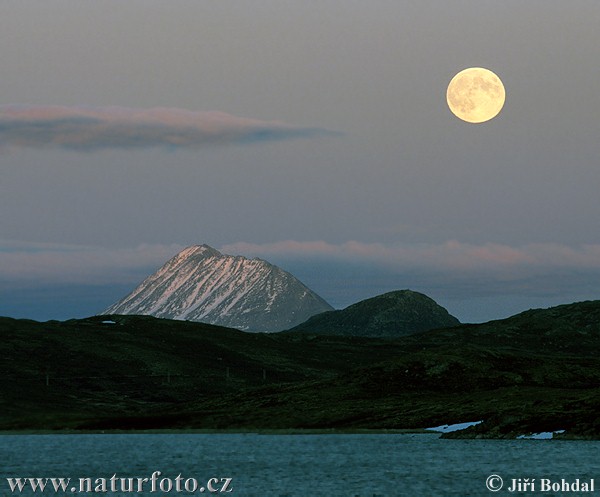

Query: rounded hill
[{"left": 288, "top": 290, "right": 460, "bottom": 338}]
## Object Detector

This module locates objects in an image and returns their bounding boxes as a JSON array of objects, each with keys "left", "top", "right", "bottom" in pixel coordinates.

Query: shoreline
[
  {"left": 0, "top": 428, "right": 434, "bottom": 436},
  {"left": 1, "top": 428, "right": 595, "bottom": 440}
]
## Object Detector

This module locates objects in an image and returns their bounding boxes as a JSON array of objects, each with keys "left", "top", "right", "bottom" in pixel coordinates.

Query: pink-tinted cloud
[
  {"left": 0, "top": 105, "right": 336, "bottom": 151},
  {"left": 3, "top": 239, "right": 600, "bottom": 300},
  {"left": 221, "top": 239, "right": 600, "bottom": 277},
  {"left": 220, "top": 240, "right": 600, "bottom": 304},
  {"left": 0, "top": 241, "right": 184, "bottom": 286}
]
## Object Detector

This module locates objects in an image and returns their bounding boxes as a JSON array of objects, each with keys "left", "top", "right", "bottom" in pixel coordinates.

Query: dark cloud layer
[{"left": 0, "top": 106, "right": 335, "bottom": 151}]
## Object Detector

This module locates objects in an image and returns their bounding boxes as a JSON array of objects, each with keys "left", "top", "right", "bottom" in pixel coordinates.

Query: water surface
[{"left": 2, "top": 433, "right": 599, "bottom": 496}]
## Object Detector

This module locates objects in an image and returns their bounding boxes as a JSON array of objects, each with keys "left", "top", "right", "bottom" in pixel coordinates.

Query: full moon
[{"left": 446, "top": 67, "right": 505, "bottom": 123}]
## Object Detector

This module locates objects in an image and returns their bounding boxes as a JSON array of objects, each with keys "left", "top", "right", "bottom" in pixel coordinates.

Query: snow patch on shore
[
  {"left": 426, "top": 420, "right": 483, "bottom": 433},
  {"left": 517, "top": 430, "right": 566, "bottom": 440}
]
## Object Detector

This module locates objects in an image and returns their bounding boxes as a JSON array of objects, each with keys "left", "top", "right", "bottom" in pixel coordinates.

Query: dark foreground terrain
[{"left": 1, "top": 301, "right": 600, "bottom": 438}]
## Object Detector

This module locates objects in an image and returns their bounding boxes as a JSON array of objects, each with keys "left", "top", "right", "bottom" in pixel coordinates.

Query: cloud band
[
  {"left": 0, "top": 105, "right": 335, "bottom": 151},
  {"left": 3, "top": 239, "right": 600, "bottom": 303}
]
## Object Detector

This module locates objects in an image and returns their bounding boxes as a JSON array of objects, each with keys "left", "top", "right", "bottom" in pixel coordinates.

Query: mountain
[
  {"left": 103, "top": 244, "right": 333, "bottom": 332},
  {"left": 287, "top": 289, "right": 460, "bottom": 337}
]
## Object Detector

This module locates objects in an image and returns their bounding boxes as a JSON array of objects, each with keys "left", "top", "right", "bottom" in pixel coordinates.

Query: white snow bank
[
  {"left": 517, "top": 430, "right": 565, "bottom": 440},
  {"left": 426, "top": 420, "right": 483, "bottom": 433}
]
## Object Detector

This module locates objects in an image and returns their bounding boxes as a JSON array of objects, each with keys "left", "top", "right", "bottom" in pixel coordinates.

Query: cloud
[
  {"left": 221, "top": 239, "right": 600, "bottom": 297},
  {"left": 0, "top": 241, "right": 184, "bottom": 287},
  {"left": 0, "top": 105, "right": 336, "bottom": 151},
  {"left": 221, "top": 239, "right": 541, "bottom": 271},
  {"left": 3, "top": 238, "right": 600, "bottom": 304}
]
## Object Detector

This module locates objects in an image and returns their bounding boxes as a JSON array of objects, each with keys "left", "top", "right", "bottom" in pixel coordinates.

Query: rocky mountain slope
[
  {"left": 103, "top": 245, "right": 333, "bottom": 331},
  {"left": 287, "top": 289, "right": 460, "bottom": 337}
]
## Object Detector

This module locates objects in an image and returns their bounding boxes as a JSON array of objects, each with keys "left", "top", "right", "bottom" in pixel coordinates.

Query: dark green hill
[
  {"left": 287, "top": 289, "right": 460, "bottom": 337},
  {"left": 2, "top": 300, "right": 600, "bottom": 438},
  {"left": 0, "top": 314, "right": 408, "bottom": 430},
  {"left": 188, "top": 300, "right": 600, "bottom": 438}
]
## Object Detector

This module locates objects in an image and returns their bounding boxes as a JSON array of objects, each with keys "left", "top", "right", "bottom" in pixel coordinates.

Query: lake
[{"left": 2, "top": 433, "right": 599, "bottom": 496}]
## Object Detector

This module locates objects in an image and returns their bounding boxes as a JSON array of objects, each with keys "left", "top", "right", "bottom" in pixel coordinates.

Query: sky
[{"left": 2, "top": 1, "right": 600, "bottom": 323}]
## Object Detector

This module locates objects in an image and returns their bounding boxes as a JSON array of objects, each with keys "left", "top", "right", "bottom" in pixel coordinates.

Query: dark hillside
[
  {"left": 288, "top": 290, "right": 460, "bottom": 338},
  {"left": 2, "top": 300, "right": 600, "bottom": 438}
]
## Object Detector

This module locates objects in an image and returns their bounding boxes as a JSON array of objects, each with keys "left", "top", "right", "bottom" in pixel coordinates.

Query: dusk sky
[{"left": 2, "top": 1, "right": 600, "bottom": 323}]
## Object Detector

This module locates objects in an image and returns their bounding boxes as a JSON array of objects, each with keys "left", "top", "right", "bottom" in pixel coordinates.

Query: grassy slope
[
  {"left": 185, "top": 302, "right": 600, "bottom": 437},
  {"left": 0, "top": 314, "right": 407, "bottom": 429},
  {"left": 1, "top": 301, "right": 600, "bottom": 437}
]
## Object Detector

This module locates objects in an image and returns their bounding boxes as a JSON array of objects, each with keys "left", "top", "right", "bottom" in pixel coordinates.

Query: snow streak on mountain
[{"left": 103, "top": 245, "right": 333, "bottom": 332}]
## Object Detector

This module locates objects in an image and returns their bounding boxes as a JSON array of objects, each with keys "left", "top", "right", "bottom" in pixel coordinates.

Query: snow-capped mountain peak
[{"left": 103, "top": 245, "right": 333, "bottom": 332}]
